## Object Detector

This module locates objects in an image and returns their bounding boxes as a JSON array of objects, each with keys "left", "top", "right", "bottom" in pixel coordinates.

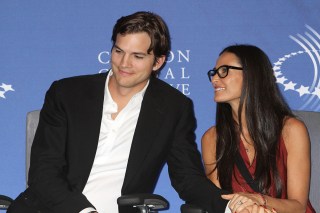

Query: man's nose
[{"left": 120, "top": 54, "right": 131, "bottom": 68}]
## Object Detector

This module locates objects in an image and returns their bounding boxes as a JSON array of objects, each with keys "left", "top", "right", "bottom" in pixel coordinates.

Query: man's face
[{"left": 110, "top": 32, "right": 165, "bottom": 94}]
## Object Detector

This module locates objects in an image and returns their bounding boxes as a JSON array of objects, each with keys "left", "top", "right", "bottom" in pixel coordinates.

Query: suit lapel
[
  {"left": 77, "top": 73, "right": 107, "bottom": 182},
  {"left": 122, "top": 78, "right": 166, "bottom": 192}
]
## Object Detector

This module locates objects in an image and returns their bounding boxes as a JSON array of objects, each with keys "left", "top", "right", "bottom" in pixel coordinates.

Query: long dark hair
[{"left": 215, "top": 44, "right": 293, "bottom": 197}]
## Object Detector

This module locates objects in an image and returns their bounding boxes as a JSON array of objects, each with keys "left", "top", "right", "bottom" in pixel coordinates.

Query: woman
[{"left": 202, "top": 44, "right": 315, "bottom": 213}]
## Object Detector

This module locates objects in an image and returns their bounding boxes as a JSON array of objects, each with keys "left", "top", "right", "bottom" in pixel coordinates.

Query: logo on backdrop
[
  {"left": 0, "top": 83, "right": 15, "bottom": 99},
  {"left": 161, "top": 50, "right": 191, "bottom": 96},
  {"left": 273, "top": 25, "right": 320, "bottom": 111},
  {"left": 98, "top": 49, "right": 192, "bottom": 96}
]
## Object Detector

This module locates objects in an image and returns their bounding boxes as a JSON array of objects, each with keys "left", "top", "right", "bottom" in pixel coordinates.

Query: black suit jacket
[{"left": 8, "top": 72, "right": 227, "bottom": 213}]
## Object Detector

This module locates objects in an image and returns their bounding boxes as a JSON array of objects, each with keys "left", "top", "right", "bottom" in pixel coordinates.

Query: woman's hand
[
  {"left": 222, "top": 193, "right": 276, "bottom": 213},
  {"left": 244, "top": 204, "right": 277, "bottom": 213}
]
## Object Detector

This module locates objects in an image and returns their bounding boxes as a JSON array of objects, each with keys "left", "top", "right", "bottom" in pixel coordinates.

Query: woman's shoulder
[
  {"left": 201, "top": 126, "right": 217, "bottom": 155},
  {"left": 282, "top": 116, "right": 310, "bottom": 150},
  {"left": 282, "top": 116, "right": 308, "bottom": 136},
  {"left": 201, "top": 126, "right": 219, "bottom": 181},
  {"left": 202, "top": 126, "right": 217, "bottom": 144}
]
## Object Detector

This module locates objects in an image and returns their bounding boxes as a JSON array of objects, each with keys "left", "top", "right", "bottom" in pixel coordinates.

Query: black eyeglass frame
[{"left": 207, "top": 65, "right": 243, "bottom": 82}]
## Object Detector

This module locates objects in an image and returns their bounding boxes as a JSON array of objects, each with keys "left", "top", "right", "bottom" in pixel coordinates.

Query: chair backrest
[
  {"left": 293, "top": 110, "right": 320, "bottom": 212},
  {"left": 26, "top": 110, "right": 40, "bottom": 186}
]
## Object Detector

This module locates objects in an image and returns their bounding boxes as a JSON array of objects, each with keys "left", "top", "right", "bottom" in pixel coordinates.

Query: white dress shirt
[{"left": 81, "top": 71, "right": 149, "bottom": 213}]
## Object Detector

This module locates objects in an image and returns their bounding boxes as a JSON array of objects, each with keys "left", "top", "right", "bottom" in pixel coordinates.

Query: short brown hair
[{"left": 111, "top": 11, "right": 171, "bottom": 74}]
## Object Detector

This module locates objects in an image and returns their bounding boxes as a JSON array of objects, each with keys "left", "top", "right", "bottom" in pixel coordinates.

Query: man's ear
[{"left": 152, "top": 55, "right": 166, "bottom": 71}]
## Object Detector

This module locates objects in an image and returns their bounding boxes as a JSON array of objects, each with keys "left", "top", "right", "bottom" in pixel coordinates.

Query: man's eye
[{"left": 135, "top": 55, "right": 144, "bottom": 59}]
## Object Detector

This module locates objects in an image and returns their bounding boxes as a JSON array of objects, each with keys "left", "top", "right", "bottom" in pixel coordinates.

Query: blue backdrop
[{"left": 1, "top": 1, "right": 320, "bottom": 212}]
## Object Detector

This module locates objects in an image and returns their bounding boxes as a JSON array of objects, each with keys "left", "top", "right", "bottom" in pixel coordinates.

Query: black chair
[
  {"left": 117, "top": 195, "right": 207, "bottom": 213},
  {"left": 0, "top": 195, "right": 13, "bottom": 210},
  {"left": 117, "top": 193, "right": 169, "bottom": 213}
]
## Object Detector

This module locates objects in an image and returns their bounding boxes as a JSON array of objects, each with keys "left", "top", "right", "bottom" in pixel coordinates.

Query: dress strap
[{"left": 235, "top": 152, "right": 261, "bottom": 193}]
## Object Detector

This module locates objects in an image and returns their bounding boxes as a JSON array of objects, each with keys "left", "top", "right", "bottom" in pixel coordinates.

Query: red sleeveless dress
[{"left": 231, "top": 138, "right": 315, "bottom": 213}]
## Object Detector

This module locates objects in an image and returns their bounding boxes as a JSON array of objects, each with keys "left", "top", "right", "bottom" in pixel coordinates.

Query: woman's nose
[{"left": 211, "top": 74, "right": 219, "bottom": 84}]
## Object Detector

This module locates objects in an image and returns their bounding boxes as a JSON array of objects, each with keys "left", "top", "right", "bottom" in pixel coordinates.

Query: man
[{"left": 8, "top": 11, "right": 227, "bottom": 213}]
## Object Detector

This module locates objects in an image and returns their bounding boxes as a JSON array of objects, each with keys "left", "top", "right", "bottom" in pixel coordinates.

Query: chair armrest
[
  {"left": 117, "top": 193, "right": 169, "bottom": 210},
  {"left": 181, "top": 204, "right": 208, "bottom": 213},
  {"left": 0, "top": 194, "right": 13, "bottom": 210}
]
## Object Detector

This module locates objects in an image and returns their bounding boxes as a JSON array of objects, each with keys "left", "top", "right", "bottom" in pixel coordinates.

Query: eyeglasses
[{"left": 207, "top": 65, "right": 243, "bottom": 82}]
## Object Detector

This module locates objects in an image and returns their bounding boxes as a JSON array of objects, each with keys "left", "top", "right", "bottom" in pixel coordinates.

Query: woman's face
[{"left": 211, "top": 52, "right": 243, "bottom": 109}]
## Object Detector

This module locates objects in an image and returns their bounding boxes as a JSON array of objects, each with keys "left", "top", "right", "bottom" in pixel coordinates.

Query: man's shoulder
[
  {"left": 47, "top": 72, "right": 107, "bottom": 98},
  {"left": 50, "top": 72, "right": 107, "bottom": 91},
  {"left": 57, "top": 72, "right": 107, "bottom": 84}
]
